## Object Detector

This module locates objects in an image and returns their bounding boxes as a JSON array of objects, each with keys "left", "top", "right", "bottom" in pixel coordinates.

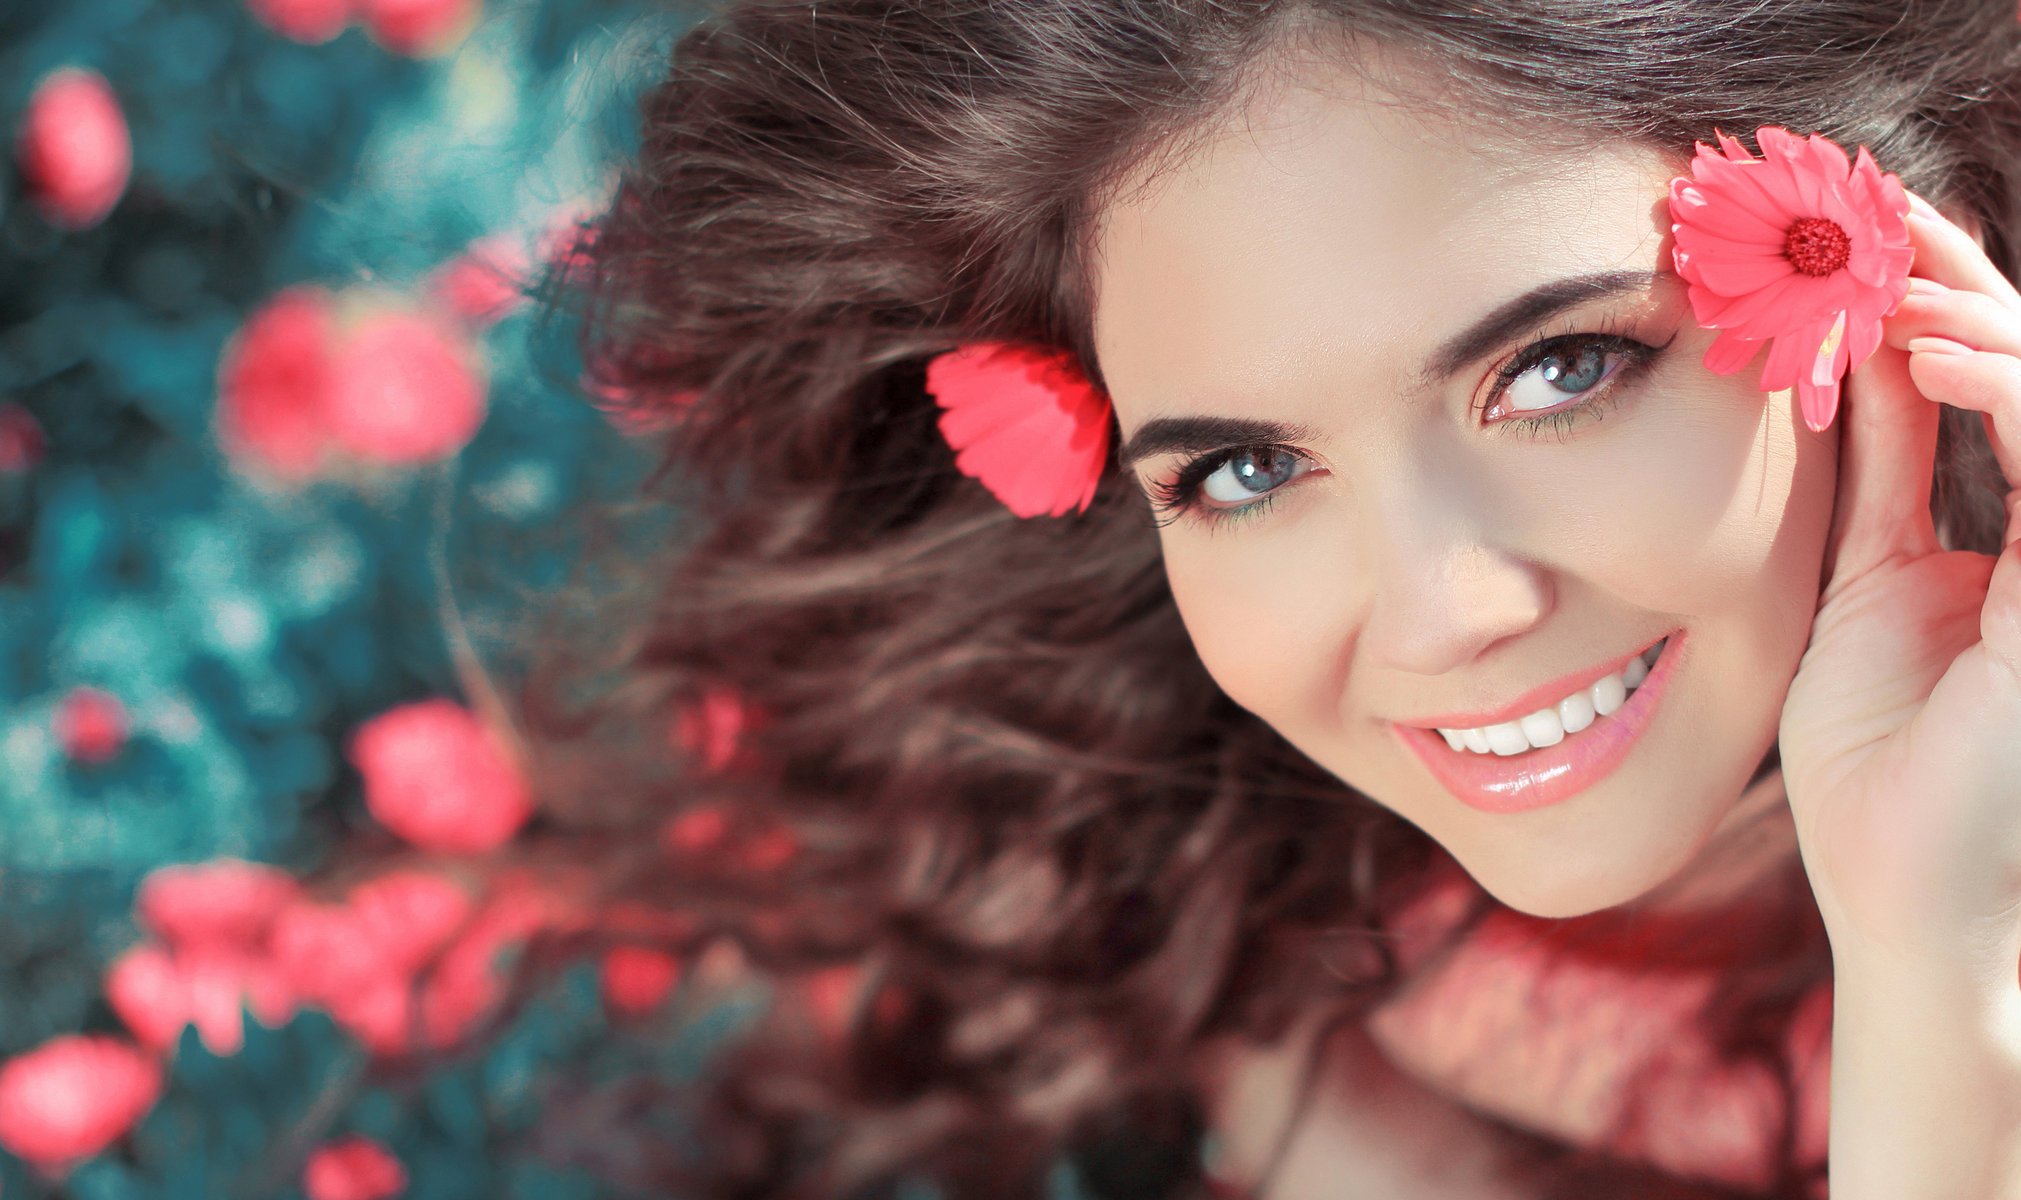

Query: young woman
[{"left": 529, "top": 1, "right": 2021, "bottom": 1196}]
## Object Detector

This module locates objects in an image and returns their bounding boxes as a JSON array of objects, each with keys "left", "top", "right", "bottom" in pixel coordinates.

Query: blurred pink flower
[
  {"left": 0, "top": 1036, "right": 161, "bottom": 1171},
  {"left": 427, "top": 235, "right": 530, "bottom": 329},
  {"left": 0, "top": 403, "right": 46, "bottom": 473},
  {"left": 216, "top": 286, "right": 341, "bottom": 480},
  {"left": 272, "top": 871, "right": 548, "bottom": 1055},
  {"left": 660, "top": 805, "right": 729, "bottom": 856},
  {"left": 581, "top": 376, "right": 698, "bottom": 437},
  {"left": 109, "top": 859, "right": 304, "bottom": 1055},
  {"left": 246, "top": 0, "right": 353, "bottom": 43},
  {"left": 325, "top": 307, "right": 486, "bottom": 465},
  {"left": 600, "top": 946, "right": 683, "bottom": 1016},
  {"left": 671, "top": 687, "right": 762, "bottom": 775},
  {"left": 304, "top": 1135, "right": 408, "bottom": 1200},
  {"left": 104, "top": 942, "right": 297, "bottom": 1057},
  {"left": 1668, "top": 125, "right": 1914, "bottom": 433},
  {"left": 348, "top": 699, "right": 531, "bottom": 852},
  {"left": 103, "top": 945, "right": 187, "bottom": 1053},
  {"left": 357, "top": 0, "right": 478, "bottom": 57},
  {"left": 15, "top": 69, "right": 130, "bottom": 230},
  {"left": 136, "top": 858, "right": 300, "bottom": 946},
  {"left": 52, "top": 686, "right": 127, "bottom": 764}
]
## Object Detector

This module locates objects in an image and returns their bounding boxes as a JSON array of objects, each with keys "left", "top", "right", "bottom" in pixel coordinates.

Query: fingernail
[
  {"left": 1906, "top": 276, "right": 1949, "bottom": 296},
  {"left": 1907, "top": 335, "right": 1975, "bottom": 356}
]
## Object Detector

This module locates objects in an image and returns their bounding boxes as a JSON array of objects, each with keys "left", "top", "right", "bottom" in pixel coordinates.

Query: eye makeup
[{"left": 1140, "top": 316, "right": 1678, "bottom": 530}]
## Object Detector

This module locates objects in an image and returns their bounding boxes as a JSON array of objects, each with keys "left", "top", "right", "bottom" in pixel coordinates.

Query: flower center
[{"left": 1783, "top": 217, "right": 1852, "bottom": 277}]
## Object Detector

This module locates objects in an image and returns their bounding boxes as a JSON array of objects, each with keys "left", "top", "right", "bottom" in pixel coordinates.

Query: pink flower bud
[
  {"left": 348, "top": 700, "right": 531, "bottom": 852},
  {"left": 600, "top": 946, "right": 683, "bottom": 1016},
  {"left": 304, "top": 1135, "right": 408, "bottom": 1200},
  {"left": 356, "top": 0, "right": 478, "bottom": 57},
  {"left": 52, "top": 686, "right": 126, "bottom": 764},
  {"left": 15, "top": 69, "right": 130, "bottom": 230},
  {"left": 245, "top": 0, "right": 353, "bottom": 44},
  {"left": 0, "top": 1036, "right": 161, "bottom": 1170},
  {"left": 660, "top": 806, "right": 728, "bottom": 856},
  {"left": 324, "top": 308, "right": 486, "bottom": 465}
]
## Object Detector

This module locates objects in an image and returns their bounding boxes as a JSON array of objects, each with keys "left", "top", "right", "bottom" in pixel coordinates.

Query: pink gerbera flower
[
  {"left": 1668, "top": 125, "right": 1914, "bottom": 433},
  {"left": 924, "top": 342, "right": 1112, "bottom": 518}
]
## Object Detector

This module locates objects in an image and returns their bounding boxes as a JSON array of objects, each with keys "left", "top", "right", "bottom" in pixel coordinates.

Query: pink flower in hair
[
  {"left": 924, "top": 342, "right": 1111, "bottom": 518},
  {"left": 1668, "top": 125, "right": 1914, "bottom": 433}
]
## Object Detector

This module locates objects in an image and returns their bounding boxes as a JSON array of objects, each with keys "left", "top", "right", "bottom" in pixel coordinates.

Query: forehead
[{"left": 1086, "top": 46, "right": 1675, "bottom": 422}]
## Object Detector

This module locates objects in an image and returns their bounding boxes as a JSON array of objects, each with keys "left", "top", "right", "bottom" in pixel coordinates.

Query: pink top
[{"left": 1200, "top": 853, "right": 1833, "bottom": 1198}]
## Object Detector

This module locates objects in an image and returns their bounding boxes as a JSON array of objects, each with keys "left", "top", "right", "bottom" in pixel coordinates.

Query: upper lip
[{"left": 1393, "top": 631, "right": 1674, "bottom": 731}]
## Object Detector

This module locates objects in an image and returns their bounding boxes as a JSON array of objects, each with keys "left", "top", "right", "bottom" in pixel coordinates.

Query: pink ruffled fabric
[
  {"left": 925, "top": 342, "right": 1112, "bottom": 518},
  {"left": 1668, "top": 125, "right": 1915, "bottom": 433}
]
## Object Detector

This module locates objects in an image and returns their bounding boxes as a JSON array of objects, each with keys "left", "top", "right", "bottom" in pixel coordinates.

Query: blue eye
[
  {"left": 1144, "top": 444, "right": 1318, "bottom": 528},
  {"left": 1482, "top": 331, "right": 1667, "bottom": 434},
  {"left": 1199, "top": 447, "right": 1304, "bottom": 503}
]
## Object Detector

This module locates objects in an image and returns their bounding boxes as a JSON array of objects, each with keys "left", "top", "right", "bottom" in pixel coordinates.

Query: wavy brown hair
[{"left": 438, "top": 2, "right": 2021, "bottom": 1198}]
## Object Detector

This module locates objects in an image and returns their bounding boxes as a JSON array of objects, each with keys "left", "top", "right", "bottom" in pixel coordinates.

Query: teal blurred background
[{"left": 0, "top": 2, "right": 759, "bottom": 1196}]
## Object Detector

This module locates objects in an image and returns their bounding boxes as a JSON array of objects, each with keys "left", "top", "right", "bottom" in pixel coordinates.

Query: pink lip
[
  {"left": 1396, "top": 635, "right": 1669, "bottom": 731},
  {"left": 1391, "top": 628, "right": 1686, "bottom": 815}
]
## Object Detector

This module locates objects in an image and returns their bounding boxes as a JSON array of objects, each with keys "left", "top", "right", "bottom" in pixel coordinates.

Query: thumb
[{"left": 1819, "top": 340, "right": 1942, "bottom": 603}]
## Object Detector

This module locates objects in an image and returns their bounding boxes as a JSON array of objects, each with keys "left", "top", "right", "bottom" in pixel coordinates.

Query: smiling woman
[
  {"left": 1090, "top": 45, "right": 1827, "bottom": 923},
  {"left": 507, "top": 1, "right": 2021, "bottom": 1198}
]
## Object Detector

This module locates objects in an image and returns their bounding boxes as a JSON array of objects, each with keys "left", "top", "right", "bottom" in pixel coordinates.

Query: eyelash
[{"left": 1143, "top": 324, "right": 1672, "bottom": 530}]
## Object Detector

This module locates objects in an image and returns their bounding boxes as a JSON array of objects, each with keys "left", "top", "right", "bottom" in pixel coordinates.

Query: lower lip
[{"left": 1392, "top": 630, "right": 1685, "bottom": 815}]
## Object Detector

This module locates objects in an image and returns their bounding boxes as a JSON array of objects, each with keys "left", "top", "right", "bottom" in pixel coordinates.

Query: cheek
[
  {"left": 1159, "top": 518, "right": 1349, "bottom": 730},
  {"left": 1509, "top": 376, "right": 1832, "bottom": 619}
]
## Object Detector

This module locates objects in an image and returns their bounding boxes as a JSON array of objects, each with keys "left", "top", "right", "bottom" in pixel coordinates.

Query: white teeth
[
  {"left": 1558, "top": 688, "right": 1596, "bottom": 735},
  {"left": 1484, "top": 723, "right": 1530, "bottom": 756},
  {"left": 1591, "top": 671, "right": 1627, "bottom": 718},
  {"left": 1516, "top": 707, "right": 1565, "bottom": 750},
  {"left": 1435, "top": 637, "right": 1667, "bottom": 755}
]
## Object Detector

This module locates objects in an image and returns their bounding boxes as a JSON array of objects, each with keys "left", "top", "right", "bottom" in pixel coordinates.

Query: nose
[{"left": 1356, "top": 486, "right": 1553, "bottom": 678}]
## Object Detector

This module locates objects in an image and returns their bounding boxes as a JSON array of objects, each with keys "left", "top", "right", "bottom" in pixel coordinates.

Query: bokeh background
[{"left": 0, "top": 1, "right": 884, "bottom": 1196}]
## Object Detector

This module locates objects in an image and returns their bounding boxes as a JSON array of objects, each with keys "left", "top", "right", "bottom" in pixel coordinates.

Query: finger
[
  {"left": 1903, "top": 342, "right": 2021, "bottom": 549},
  {"left": 1905, "top": 191, "right": 2021, "bottom": 309},
  {"left": 1884, "top": 280, "right": 2021, "bottom": 359},
  {"left": 1823, "top": 340, "right": 1944, "bottom": 597}
]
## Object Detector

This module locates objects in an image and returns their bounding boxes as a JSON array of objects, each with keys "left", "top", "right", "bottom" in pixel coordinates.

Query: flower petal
[{"left": 1702, "top": 327, "right": 1765, "bottom": 376}]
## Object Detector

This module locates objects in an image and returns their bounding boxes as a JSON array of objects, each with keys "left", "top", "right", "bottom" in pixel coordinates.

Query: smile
[
  {"left": 1436, "top": 635, "right": 1668, "bottom": 755},
  {"left": 1391, "top": 630, "right": 1685, "bottom": 815}
]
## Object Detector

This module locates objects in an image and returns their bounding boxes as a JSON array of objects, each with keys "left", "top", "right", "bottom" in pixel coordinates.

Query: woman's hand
[{"left": 1776, "top": 190, "right": 2021, "bottom": 993}]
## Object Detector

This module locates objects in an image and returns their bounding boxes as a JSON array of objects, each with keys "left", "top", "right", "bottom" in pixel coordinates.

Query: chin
[{"left": 1438, "top": 783, "right": 1738, "bottom": 917}]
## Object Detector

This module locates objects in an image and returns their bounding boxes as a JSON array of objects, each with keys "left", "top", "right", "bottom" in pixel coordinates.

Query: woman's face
[{"left": 1086, "top": 48, "right": 1838, "bottom": 919}]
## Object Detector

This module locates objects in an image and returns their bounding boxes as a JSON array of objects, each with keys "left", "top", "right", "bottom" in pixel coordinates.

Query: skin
[{"left": 1086, "top": 43, "right": 1837, "bottom": 923}]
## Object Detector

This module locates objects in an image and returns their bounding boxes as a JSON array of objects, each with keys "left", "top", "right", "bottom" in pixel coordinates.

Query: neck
[{"left": 1618, "top": 749, "right": 1801, "bottom": 921}]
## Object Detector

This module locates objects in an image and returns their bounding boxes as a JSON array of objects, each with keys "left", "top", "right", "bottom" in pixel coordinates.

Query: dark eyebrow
[
  {"left": 1118, "top": 416, "right": 1320, "bottom": 473},
  {"left": 1415, "top": 268, "right": 1665, "bottom": 386},
  {"left": 1116, "top": 268, "right": 1665, "bottom": 472}
]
